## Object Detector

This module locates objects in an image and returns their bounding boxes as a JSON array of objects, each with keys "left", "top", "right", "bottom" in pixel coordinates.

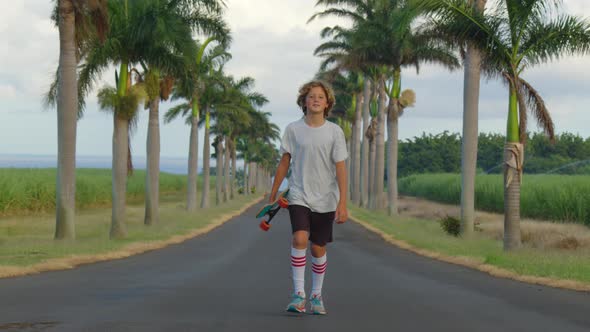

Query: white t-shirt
[{"left": 280, "top": 118, "right": 348, "bottom": 213}]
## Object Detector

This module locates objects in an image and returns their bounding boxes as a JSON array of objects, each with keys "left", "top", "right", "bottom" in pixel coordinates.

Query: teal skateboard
[{"left": 256, "top": 189, "right": 289, "bottom": 231}]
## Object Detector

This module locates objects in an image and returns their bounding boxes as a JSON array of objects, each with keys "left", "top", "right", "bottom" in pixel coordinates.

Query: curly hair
[{"left": 296, "top": 80, "right": 336, "bottom": 118}]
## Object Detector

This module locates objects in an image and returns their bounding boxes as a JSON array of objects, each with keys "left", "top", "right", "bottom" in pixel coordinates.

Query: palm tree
[
  {"left": 197, "top": 69, "right": 228, "bottom": 208},
  {"left": 458, "top": 0, "right": 487, "bottom": 236},
  {"left": 429, "top": 0, "right": 590, "bottom": 249},
  {"left": 77, "top": 0, "right": 227, "bottom": 237},
  {"left": 309, "top": 0, "right": 377, "bottom": 209},
  {"left": 136, "top": 0, "right": 228, "bottom": 224},
  {"left": 227, "top": 99, "right": 269, "bottom": 199},
  {"left": 355, "top": 1, "right": 460, "bottom": 213},
  {"left": 47, "top": 0, "right": 108, "bottom": 240},
  {"left": 75, "top": 0, "right": 158, "bottom": 238},
  {"left": 318, "top": 70, "right": 364, "bottom": 202},
  {"left": 422, "top": 0, "right": 487, "bottom": 234},
  {"left": 210, "top": 76, "right": 266, "bottom": 202},
  {"left": 166, "top": 40, "right": 231, "bottom": 211}
]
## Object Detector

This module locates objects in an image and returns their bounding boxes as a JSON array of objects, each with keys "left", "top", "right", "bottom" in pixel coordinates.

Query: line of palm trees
[
  {"left": 310, "top": 0, "right": 590, "bottom": 250},
  {"left": 49, "top": 0, "right": 280, "bottom": 241}
]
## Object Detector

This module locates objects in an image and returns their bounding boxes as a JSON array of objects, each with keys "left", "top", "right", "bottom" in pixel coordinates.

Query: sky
[{"left": 0, "top": 0, "right": 589, "bottom": 160}]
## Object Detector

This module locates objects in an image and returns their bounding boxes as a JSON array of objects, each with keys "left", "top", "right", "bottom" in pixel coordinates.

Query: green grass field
[
  {"left": 398, "top": 173, "right": 590, "bottom": 226},
  {"left": 0, "top": 168, "right": 216, "bottom": 216}
]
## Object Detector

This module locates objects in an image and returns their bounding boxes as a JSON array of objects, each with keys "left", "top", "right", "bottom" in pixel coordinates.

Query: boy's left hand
[{"left": 335, "top": 202, "right": 348, "bottom": 224}]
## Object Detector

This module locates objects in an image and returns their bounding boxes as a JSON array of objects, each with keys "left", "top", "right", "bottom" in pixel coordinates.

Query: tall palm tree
[
  {"left": 429, "top": 0, "right": 590, "bottom": 249},
  {"left": 309, "top": 0, "right": 377, "bottom": 209},
  {"left": 77, "top": 0, "right": 226, "bottom": 237},
  {"left": 458, "top": 0, "right": 487, "bottom": 236},
  {"left": 166, "top": 40, "right": 231, "bottom": 211},
  {"left": 75, "top": 0, "right": 157, "bottom": 238},
  {"left": 48, "top": 0, "right": 108, "bottom": 240},
  {"left": 318, "top": 70, "right": 364, "bottom": 202},
  {"left": 210, "top": 76, "right": 265, "bottom": 202},
  {"left": 136, "top": 0, "right": 228, "bottom": 224},
  {"left": 237, "top": 111, "right": 280, "bottom": 195},
  {"left": 227, "top": 98, "right": 269, "bottom": 199},
  {"left": 356, "top": 0, "right": 460, "bottom": 213},
  {"left": 423, "top": 0, "right": 487, "bottom": 234},
  {"left": 197, "top": 68, "right": 228, "bottom": 208},
  {"left": 136, "top": 1, "right": 192, "bottom": 225}
]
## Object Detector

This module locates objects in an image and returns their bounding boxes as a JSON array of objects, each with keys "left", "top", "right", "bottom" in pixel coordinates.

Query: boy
[{"left": 268, "top": 80, "right": 348, "bottom": 315}]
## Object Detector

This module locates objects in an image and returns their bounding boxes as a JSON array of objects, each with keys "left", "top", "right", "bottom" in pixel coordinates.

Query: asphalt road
[{"left": 1, "top": 202, "right": 589, "bottom": 331}]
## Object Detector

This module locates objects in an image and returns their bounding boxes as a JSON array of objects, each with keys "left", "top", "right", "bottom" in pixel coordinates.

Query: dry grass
[{"left": 398, "top": 195, "right": 590, "bottom": 250}]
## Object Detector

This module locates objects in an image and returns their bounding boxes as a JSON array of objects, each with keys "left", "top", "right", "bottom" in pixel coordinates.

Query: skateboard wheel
[
  {"left": 259, "top": 220, "right": 271, "bottom": 231},
  {"left": 278, "top": 197, "right": 289, "bottom": 209}
]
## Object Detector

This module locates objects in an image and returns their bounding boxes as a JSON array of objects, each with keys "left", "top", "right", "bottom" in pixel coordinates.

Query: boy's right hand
[{"left": 268, "top": 193, "right": 276, "bottom": 204}]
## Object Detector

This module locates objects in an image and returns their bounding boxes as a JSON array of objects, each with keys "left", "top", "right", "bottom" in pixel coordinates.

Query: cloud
[
  {"left": 0, "top": 84, "right": 16, "bottom": 99},
  {"left": 226, "top": 0, "right": 345, "bottom": 35},
  {"left": 0, "top": 0, "right": 589, "bottom": 157}
]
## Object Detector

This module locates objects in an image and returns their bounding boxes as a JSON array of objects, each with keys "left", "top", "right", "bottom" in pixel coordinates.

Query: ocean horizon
[{"left": 0, "top": 154, "right": 207, "bottom": 175}]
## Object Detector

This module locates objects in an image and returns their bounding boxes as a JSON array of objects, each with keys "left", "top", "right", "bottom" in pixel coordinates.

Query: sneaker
[
  {"left": 286, "top": 292, "right": 306, "bottom": 313},
  {"left": 309, "top": 294, "right": 327, "bottom": 315}
]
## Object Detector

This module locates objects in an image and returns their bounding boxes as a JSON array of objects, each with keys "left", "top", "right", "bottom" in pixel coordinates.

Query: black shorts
[{"left": 288, "top": 205, "right": 335, "bottom": 247}]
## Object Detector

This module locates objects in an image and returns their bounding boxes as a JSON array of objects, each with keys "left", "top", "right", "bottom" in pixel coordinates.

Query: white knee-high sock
[
  {"left": 291, "top": 247, "right": 306, "bottom": 295},
  {"left": 311, "top": 254, "right": 327, "bottom": 297}
]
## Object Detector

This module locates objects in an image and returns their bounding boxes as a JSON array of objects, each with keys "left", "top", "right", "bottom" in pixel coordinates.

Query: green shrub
[{"left": 439, "top": 215, "right": 460, "bottom": 236}]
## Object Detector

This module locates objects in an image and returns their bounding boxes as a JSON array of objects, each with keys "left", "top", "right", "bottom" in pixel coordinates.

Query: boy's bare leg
[
  {"left": 310, "top": 243, "right": 326, "bottom": 258},
  {"left": 292, "top": 230, "right": 309, "bottom": 249}
]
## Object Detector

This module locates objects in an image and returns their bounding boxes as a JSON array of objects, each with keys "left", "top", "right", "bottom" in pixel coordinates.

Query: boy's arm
[
  {"left": 335, "top": 160, "right": 348, "bottom": 223},
  {"left": 269, "top": 153, "right": 291, "bottom": 203}
]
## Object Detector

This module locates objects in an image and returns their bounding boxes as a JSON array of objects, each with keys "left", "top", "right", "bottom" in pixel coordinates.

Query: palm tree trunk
[
  {"left": 110, "top": 61, "right": 129, "bottom": 239},
  {"left": 223, "top": 136, "right": 230, "bottom": 202},
  {"left": 387, "top": 101, "right": 400, "bottom": 216},
  {"left": 257, "top": 164, "right": 262, "bottom": 192},
  {"left": 352, "top": 91, "right": 363, "bottom": 205},
  {"left": 504, "top": 152, "right": 522, "bottom": 250},
  {"left": 55, "top": 0, "right": 77, "bottom": 240},
  {"left": 243, "top": 160, "right": 248, "bottom": 195},
  {"left": 231, "top": 141, "right": 237, "bottom": 199},
  {"left": 200, "top": 110, "right": 211, "bottom": 209},
  {"left": 186, "top": 105, "right": 199, "bottom": 211},
  {"left": 374, "top": 76, "right": 387, "bottom": 209},
  {"left": 360, "top": 79, "right": 372, "bottom": 208},
  {"left": 346, "top": 138, "right": 352, "bottom": 196},
  {"left": 215, "top": 137, "right": 223, "bottom": 205},
  {"left": 111, "top": 115, "right": 129, "bottom": 239},
  {"left": 460, "top": 0, "right": 486, "bottom": 236},
  {"left": 368, "top": 133, "right": 376, "bottom": 209},
  {"left": 504, "top": 85, "right": 522, "bottom": 250},
  {"left": 251, "top": 163, "right": 256, "bottom": 192},
  {"left": 249, "top": 161, "right": 256, "bottom": 194},
  {"left": 144, "top": 97, "right": 160, "bottom": 225}
]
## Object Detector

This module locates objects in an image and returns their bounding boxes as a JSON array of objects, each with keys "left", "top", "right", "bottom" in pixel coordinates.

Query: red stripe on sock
[
  {"left": 291, "top": 256, "right": 306, "bottom": 262},
  {"left": 312, "top": 266, "right": 327, "bottom": 273},
  {"left": 312, "top": 262, "right": 327, "bottom": 268},
  {"left": 292, "top": 262, "right": 306, "bottom": 267}
]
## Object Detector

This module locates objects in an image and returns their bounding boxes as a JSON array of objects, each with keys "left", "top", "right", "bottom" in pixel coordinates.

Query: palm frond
[
  {"left": 521, "top": 15, "right": 590, "bottom": 68},
  {"left": 164, "top": 102, "right": 191, "bottom": 123},
  {"left": 519, "top": 76, "right": 555, "bottom": 142}
]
